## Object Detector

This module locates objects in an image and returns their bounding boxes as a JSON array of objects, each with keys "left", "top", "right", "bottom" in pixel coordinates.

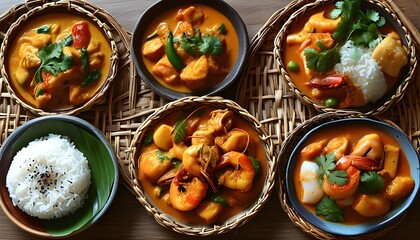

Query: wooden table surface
[{"left": 0, "top": 0, "right": 419, "bottom": 239}]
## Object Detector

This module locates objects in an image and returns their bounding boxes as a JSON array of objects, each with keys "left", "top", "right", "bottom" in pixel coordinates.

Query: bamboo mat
[{"left": 0, "top": 0, "right": 419, "bottom": 238}]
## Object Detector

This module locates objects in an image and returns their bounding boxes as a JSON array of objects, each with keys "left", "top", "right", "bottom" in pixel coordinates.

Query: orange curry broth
[
  {"left": 282, "top": 4, "right": 399, "bottom": 108},
  {"left": 141, "top": 5, "right": 239, "bottom": 93},
  {"left": 136, "top": 109, "right": 266, "bottom": 225},
  {"left": 6, "top": 12, "right": 112, "bottom": 110},
  {"left": 293, "top": 123, "right": 411, "bottom": 224}
]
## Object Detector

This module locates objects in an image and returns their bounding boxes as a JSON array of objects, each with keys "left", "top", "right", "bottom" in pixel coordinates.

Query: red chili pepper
[{"left": 72, "top": 21, "right": 91, "bottom": 49}]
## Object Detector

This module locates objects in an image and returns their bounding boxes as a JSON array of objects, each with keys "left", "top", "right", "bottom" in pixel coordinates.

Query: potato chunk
[
  {"left": 353, "top": 194, "right": 390, "bottom": 217},
  {"left": 152, "top": 56, "right": 179, "bottom": 84},
  {"left": 381, "top": 144, "right": 400, "bottom": 179},
  {"left": 372, "top": 32, "right": 408, "bottom": 77},
  {"left": 196, "top": 200, "right": 224, "bottom": 224},
  {"left": 385, "top": 176, "right": 415, "bottom": 202},
  {"left": 180, "top": 55, "right": 208, "bottom": 90},
  {"left": 153, "top": 124, "right": 174, "bottom": 150},
  {"left": 142, "top": 38, "right": 165, "bottom": 60}
]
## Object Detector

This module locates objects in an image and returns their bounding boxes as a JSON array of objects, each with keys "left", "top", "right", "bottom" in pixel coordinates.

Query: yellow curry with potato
[
  {"left": 141, "top": 5, "right": 239, "bottom": 92},
  {"left": 295, "top": 123, "right": 414, "bottom": 223},
  {"left": 6, "top": 12, "right": 112, "bottom": 110},
  {"left": 136, "top": 108, "right": 266, "bottom": 225}
]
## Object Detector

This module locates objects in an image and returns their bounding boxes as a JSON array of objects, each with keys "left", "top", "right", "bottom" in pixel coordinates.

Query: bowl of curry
[
  {"left": 274, "top": 0, "right": 417, "bottom": 115},
  {"left": 281, "top": 113, "right": 419, "bottom": 238},
  {"left": 128, "top": 96, "right": 276, "bottom": 236},
  {"left": 0, "top": 1, "right": 118, "bottom": 115},
  {"left": 131, "top": 0, "right": 249, "bottom": 100}
]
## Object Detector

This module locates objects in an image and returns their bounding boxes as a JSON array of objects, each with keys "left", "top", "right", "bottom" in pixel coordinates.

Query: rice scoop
[{"left": 6, "top": 134, "right": 91, "bottom": 219}]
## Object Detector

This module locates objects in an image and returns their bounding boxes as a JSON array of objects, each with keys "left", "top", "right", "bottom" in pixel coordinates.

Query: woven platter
[
  {"left": 126, "top": 96, "right": 277, "bottom": 236},
  {"left": 1, "top": 0, "right": 419, "bottom": 239},
  {"left": 235, "top": 0, "right": 420, "bottom": 239}
]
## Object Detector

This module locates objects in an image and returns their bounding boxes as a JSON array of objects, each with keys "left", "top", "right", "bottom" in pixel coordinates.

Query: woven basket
[
  {"left": 278, "top": 112, "right": 409, "bottom": 239},
  {"left": 235, "top": 0, "right": 420, "bottom": 239},
  {"left": 0, "top": 0, "right": 119, "bottom": 116},
  {"left": 127, "top": 96, "right": 277, "bottom": 236},
  {"left": 273, "top": 0, "right": 417, "bottom": 115}
]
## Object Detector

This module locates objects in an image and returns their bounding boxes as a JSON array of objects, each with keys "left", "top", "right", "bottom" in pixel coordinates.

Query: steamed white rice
[
  {"left": 334, "top": 39, "right": 386, "bottom": 103},
  {"left": 6, "top": 134, "right": 91, "bottom": 219}
]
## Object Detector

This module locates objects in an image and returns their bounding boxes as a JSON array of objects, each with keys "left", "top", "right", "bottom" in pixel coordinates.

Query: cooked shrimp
[
  {"left": 217, "top": 151, "right": 256, "bottom": 192},
  {"left": 324, "top": 136, "right": 349, "bottom": 160},
  {"left": 351, "top": 134, "right": 384, "bottom": 160},
  {"left": 208, "top": 109, "right": 234, "bottom": 132},
  {"left": 183, "top": 144, "right": 219, "bottom": 178},
  {"left": 322, "top": 166, "right": 360, "bottom": 200},
  {"left": 138, "top": 150, "right": 172, "bottom": 182},
  {"left": 169, "top": 167, "right": 208, "bottom": 211}
]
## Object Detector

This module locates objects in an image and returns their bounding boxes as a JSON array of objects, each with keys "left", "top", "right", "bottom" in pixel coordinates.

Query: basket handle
[{"left": 383, "top": 0, "right": 420, "bottom": 50}]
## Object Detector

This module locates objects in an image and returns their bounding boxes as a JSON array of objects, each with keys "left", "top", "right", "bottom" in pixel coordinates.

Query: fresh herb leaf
[
  {"left": 35, "top": 40, "right": 73, "bottom": 83},
  {"left": 304, "top": 42, "right": 341, "bottom": 74},
  {"left": 172, "top": 159, "right": 182, "bottom": 168},
  {"left": 316, "top": 153, "right": 337, "bottom": 185},
  {"left": 143, "top": 132, "right": 154, "bottom": 146},
  {"left": 60, "top": 35, "right": 73, "bottom": 47},
  {"left": 315, "top": 195, "right": 344, "bottom": 222},
  {"left": 328, "top": 170, "right": 349, "bottom": 186},
  {"left": 218, "top": 23, "right": 227, "bottom": 35},
  {"left": 366, "top": 9, "right": 379, "bottom": 22},
  {"left": 157, "top": 150, "right": 170, "bottom": 163},
  {"left": 208, "top": 193, "right": 231, "bottom": 207},
  {"left": 35, "top": 88, "right": 44, "bottom": 97},
  {"left": 249, "top": 156, "right": 261, "bottom": 178},
  {"left": 316, "top": 153, "right": 349, "bottom": 186},
  {"left": 173, "top": 116, "right": 187, "bottom": 144},
  {"left": 80, "top": 48, "right": 101, "bottom": 86},
  {"left": 37, "top": 25, "right": 50, "bottom": 34},
  {"left": 359, "top": 171, "right": 385, "bottom": 194},
  {"left": 376, "top": 16, "right": 386, "bottom": 27},
  {"left": 179, "top": 33, "right": 223, "bottom": 56}
]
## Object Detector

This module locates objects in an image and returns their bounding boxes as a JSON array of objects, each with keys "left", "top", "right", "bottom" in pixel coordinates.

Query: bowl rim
[
  {"left": 130, "top": 0, "right": 249, "bottom": 101},
  {"left": 127, "top": 96, "right": 276, "bottom": 236},
  {"left": 284, "top": 116, "right": 420, "bottom": 237},
  {"left": 274, "top": 0, "right": 417, "bottom": 116},
  {"left": 0, "top": 115, "right": 119, "bottom": 238},
  {"left": 0, "top": 0, "right": 119, "bottom": 116}
]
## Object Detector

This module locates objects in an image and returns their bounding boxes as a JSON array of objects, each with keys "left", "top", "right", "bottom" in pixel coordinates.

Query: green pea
[
  {"left": 287, "top": 60, "right": 299, "bottom": 72},
  {"left": 324, "top": 98, "right": 339, "bottom": 108}
]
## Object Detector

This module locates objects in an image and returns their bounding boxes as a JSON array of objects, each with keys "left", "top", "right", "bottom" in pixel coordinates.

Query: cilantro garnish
[
  {"left": 208, "top": 192, "right": 231, "bottom": 207},
  {"left": 35, "top": 35, "right": 73, "bottom": 83},
  {"left": 218, "top": 23, "right": 227, "bottom": 35},
  {"left": 315, "top": 153, "right": 348, "bottom": 186},
  {"left": 359, "top": 171, "right": 385, "bottom": 194},
  {"left": 303, "top": 41, "right": 340, "bottom": 73},
  {"left": 315, "top": 195, "right": 344, "bottom": 222},
  {"left": 179, "top": 31, "right": 224, "bottom": 56},
  {"left": 172, "top": 159, "right": 182, "bottom": 168},
  {"left": 37, "top": 25, "right": 50, "bottom": 34},
  {"left": 331, "top": 0, "right": 386, "bottom": 47},
  {"left": 142, "top": 131, "right": 154, "bottom": 146},
  {"left": 249, "top": 156, "right": 261, "bottom": 178},
  {"left": 157, "top": 150, "right": 170, "bottom": 163}
]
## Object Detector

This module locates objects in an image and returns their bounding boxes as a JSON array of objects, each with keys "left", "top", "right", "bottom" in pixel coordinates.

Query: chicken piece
[
  {"left": 176, "top": 6, "right": 204, "bottom": 25},
  {"left": 385, "top": 176, "right": 415, "bottom": 202},
  {"left": 155, "top": 23, "right": 170, "bottom": 44},
  {"left": 180, "top": 55, "right": 208, "bottom": 89},
  {"left": 19, "top": 44, "right": 41, "bottom": 69},
  {"left": 152, "top": 56, "right": 179, "bottom": 84},
  {"left": 324, "top": 137, "right": 349, "bottom": 160},
  {"left": 302, "top": 11, "right": 341, "bottom": 33},
  {"left": 173, "top": 21, "right": 194, "bottom": 37},
  {"left": 372, "top": 32, "right": 408, "bottom": 77},
  {"left": 142, "top": 38, "right": 165, "bottom": 60},
  {"left": 31, "top": 33, "right": 52, "bottom": 48}
]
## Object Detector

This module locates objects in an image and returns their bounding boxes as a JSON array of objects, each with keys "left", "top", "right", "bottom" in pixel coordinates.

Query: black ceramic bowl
[
  {"left": 284, "top": 116, "right": 420, "bottom": 237},
  {"left": 131, "top": 0, "right": 249, "bottom": 100}
]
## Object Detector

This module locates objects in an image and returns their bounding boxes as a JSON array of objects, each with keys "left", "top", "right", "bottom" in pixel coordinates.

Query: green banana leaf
[{"left": 11, "top": 118, "right": 117, "bottom": 237}]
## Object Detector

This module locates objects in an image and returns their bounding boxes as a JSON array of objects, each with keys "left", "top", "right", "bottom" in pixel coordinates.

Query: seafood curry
[
  {"left": 136, "top": 108, "right": 266, "bottom": 225},
  {"left": 295, "top": 122, "right": 414, "bottom": 223},
  {"left": 283, "top": 0, "right": 408, "bottom": 108},
  {"left": 6, "top": 12, "right": 112, "bottom": 110},
  {"left": 141, "top": 5, "right": 238, "bottom": 92}
]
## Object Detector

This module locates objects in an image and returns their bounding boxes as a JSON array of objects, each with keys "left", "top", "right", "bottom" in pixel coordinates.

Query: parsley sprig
[
  {"left": 315, "top": 195, "right": 344, "bottom": 222},
  {"left": 315, "top": 153, "right": 349, "bottom": 186},
  {"left": 359, "top": 171, "right": 385, "bottom": 194},
  {"left": 179, "top": 31, "right": 224, "bottom": 56},
  {"left": 303, "top": 41, "right": 340, "bottom": 73},
  {"left": 35, "top": 35, "right": 73, "bottom": 83},
  {"left": 331, "top": 0, "right": 386, "bottom": 47}
]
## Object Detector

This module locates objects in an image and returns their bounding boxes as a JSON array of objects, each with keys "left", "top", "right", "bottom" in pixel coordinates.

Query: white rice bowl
[
  {"left": 334, "top": 39, "right": 387, "bottom": 103},
  {"left": 6, "top": 134, "right": 91, "bottom": 220}
]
